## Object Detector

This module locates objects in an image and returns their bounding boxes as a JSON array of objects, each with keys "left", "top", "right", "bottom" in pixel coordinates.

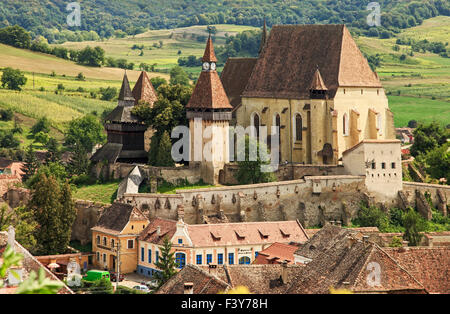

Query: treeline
[
  {"left": 0, "top": 0, "right": 448, "bottom": 44},
  {"left": 396, "top": 38, "right": 449, "bottom": 57}
]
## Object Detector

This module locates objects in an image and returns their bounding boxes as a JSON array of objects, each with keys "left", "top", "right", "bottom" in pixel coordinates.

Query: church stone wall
[{"left": 122, "top": 175, "right": 367, "bottom": 227}]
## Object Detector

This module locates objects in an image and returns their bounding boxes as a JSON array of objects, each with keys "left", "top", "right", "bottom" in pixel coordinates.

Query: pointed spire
[
  {"left": 202, "top": 34, "right": 217, "bottom": 63},
  {"left": 118, "top": 72, "right": 135, "bottom": 102},
  {"left": 310, "top": 67, "right": 328, "bottom": 91},
  {"left": 259, "top": 17, "right": 267, "bottom": 54},
  {"left": 132, "top": 71, "right": 158, "bottom": 106}
]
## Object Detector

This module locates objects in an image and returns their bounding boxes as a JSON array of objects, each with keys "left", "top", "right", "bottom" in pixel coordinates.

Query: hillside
[{"left": 0, "top": 0, "right": 448, "bottom": 43}]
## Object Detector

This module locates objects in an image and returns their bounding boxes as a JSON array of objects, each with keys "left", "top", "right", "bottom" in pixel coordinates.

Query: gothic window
[
  {"left": 343, "top": 113, "right": 349, "bottom": 136},
  {"left": 295, "top": 114, "right": 303, "bottom": 141},
  {"left": 251, "top": 112, "right": 260, "bottom": 140}
]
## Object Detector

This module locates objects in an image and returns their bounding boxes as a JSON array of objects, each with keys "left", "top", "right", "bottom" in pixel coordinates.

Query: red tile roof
[
  {"left": 310, "top": 68, "right": 328, "bottom": 90},
  {"left": 202, "top": 35, "right": 217, "bottom": 63},
  {"left": 132, "top": 71, "right": 158, "bottom": 106},
  {"left": 254, "top": 242, "right": 300, "bottom": 264},
  {"left": 186, "top": 220, "right": 309, "bottom": 247},
  {"left": 139, "top": 217, "right": 177, "bottom": 245},
  {"left": 186, "top": 70, "right": 232, "bottom": 110},
  {"left": 384, "top": 247, "right": 450, "bottom": 294},
  {"left": 243, "top": 24, "right": 381, "bottom": 100}
]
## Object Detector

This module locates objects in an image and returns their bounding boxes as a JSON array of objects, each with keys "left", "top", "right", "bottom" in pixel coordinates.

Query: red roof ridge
[{"left": 132, "top": 71, "right": 158, "bottom": 106}]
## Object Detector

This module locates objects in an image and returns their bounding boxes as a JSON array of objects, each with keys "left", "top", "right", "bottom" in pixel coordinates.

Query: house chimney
[
  {"left": 156, "top": 226, "right": 161, "bottom": 236},
  {"left": 184, "top": 282, "right": 194, "bottom": 294},
  {"left": 208, "top": 263, "right": 217, "bottom": 276},
  {"left": 346, "top": 236, "right": 357, "bottom": 249},
  {"left": 281, "top": 260, "right": 288, "bottom": 284},
  {"left": 362, "top": 235, "right": 369, "bottom": 244},
  {"left": 336, "top": 221, "right": 342, "bottom": 227}
]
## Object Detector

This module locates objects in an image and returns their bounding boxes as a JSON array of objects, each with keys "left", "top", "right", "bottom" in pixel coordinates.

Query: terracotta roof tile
[
  {"left": 385, "top": 247, "right": 450, "bottom": 294},
  {"left": 254, "top": 242, "right": 300, "bottom": 264},
  {"left": 186, "top": 70, "right": 232, "bottom": 110},
  {"left": 139, "top": 217, "right": 177, "bottom": 245},
  {"left": 202, "top": 35, "right": 217, "bottom": 63},
  {"left": 132, "top": 71, "right": 158, "bottom": 106},
  {"left": 186, "top": 220, "right": 308, "bottom": 247},
  {"left": 243, "top": 24, "right": 381, "bottom": 100}
]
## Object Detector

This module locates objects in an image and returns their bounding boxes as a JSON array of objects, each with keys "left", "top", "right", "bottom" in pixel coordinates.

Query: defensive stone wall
[
  {"left": 122, "top": 175, "right": 367, "bottom": 227},
  {"left": 401, "top": 182, "right": 449, "bottom": 217}
]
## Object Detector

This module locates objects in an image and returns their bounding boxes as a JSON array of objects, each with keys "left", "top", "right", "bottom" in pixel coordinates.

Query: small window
[
  {"left": 178, "top": 239, "right": 183, "bottom": 244},
  {"left": 391, "top": 162, "right": 396, "bottom": 169},
  {"left": 103, "top": 237, "right": 107, "bottom": 246},
  {"left": 295, "top": 114, "right": 303, "bottom": 141},
  {"left": 141, "top": 247, "right": 144, "bottom": 262},
  {"left": 148, "top": 250, "right": 152, "bottom": 263},
  {"left": 382, "top": 162, "right": 386, "bottom": 169},
  {"left": 255, "top": 252, "right": 259, "bottom": 258},
  {"left": 111, "top": 239, "right": 115, "bottom": 248},
  {"left": 131, "top": 225, "right": 134, "bottom": 230},
  {"left": 196, "top": 254, "right": 202, "bottom": 265},
  {"left": 127, "top": 239, "right": 134, "bottom": 249},
  {"left": 103, "top": 254, "right": 106, "bottom": 263},
  {"left": 156, "top": 251, "right": 159, "bottom": 263},
  {"left": 218, "top": 253, "right": 223, "bottom": 265},
  {"left": 228, "top": 253, "right": 234, "bottom": 265},
  {"left": 96, "top": 236, "right": 100, "bottom": 244},
  {"left": 372, "top": 162, "right": 376, "bottom": 169},
  {"left": 96, "top": 252, "right": 100, "bottom": 261},
  {"left": 206, "top": 254, "right": 212, "bottom": 264}
]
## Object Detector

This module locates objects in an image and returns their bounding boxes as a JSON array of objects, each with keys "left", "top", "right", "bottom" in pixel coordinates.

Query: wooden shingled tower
[
  {"left": 186, "top": 35, "right": 232, "bottom": 185},
  {"left": 91, "top": 72, "right": 157, "bottom": 165}
]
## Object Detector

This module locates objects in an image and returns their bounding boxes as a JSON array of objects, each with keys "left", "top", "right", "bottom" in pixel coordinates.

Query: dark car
[{"left": 109, "top": 272, "right": 124, "bottom": 282}]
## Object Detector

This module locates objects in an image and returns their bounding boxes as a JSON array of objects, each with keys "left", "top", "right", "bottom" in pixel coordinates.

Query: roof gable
[
  {"left": 93, "top": 202, "right": 147, "bottom": 234},
  {"left": 243, "top": 24, "right": 381, "bottom": 100}
]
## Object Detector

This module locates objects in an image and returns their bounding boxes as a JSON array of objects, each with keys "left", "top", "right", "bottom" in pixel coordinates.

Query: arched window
[
  {"left": 239, "top": 256, "right": 251, "bottom": 265},
  {"left": 251, "top": 112, "right": 260, "bottom": 139},
  {"left": 175, "top": 252, "right": 186, "bottom": 269},
  {"left": 377, "top": 114, "right": 383, "bottom": 134},
  {"left": 274, "top": 114, "right": 282, "bottom": 161},
  {"left": 295, "top": 114, "right": 303, "bottom": 141},
  {"left": 343, "top": 113, "right": 349, "bottom": 136}
]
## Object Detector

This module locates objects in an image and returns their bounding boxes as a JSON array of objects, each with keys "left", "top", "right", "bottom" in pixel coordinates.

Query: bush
[
  {"left": 1, "top": 67, "right": 27, "bottom": 91},
  {"left": 31, "top": 117, "right": 51, "bottom": 134},
  {"left": 0, "top": 108, "right": 14, "bottom": 121},
  {"left": 99, "top": 87, "right": 117, "bottom": 101}
]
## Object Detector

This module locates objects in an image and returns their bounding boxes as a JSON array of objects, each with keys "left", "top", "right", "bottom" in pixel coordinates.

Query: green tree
[
  {"left": 235, "top": 135, "right": 276, "bottom": 185},
  {"left": 156, "top": 131, "right": 174, "bottom": 167},
  {"left": 410, "top": 122, "right": 448, "bottom": 157},
  {"left": 27, "top": 162, "right": 68, "bottom": 188},
  {"left": 169, "top": 65, "right": 190, "bottom": 86},
  {"left": 422, "top": 143, "right": 450, "bottom": 182},
  {"left": 88, "top": 277, "right": 113, "bottom": 294},
  {"left": 31, "top": 117, "right": 51, "bottom": 135},
  {"left": 402, "top": 208, "right": 424, "bottom": 246},
  {"left": 29, "top": 173, "right": 75, "bottom": 255},
  {"left": 23, "top": 144, "right": 40, "bottom": 182},
  {"left": 1, "top": 67, "right": 27, "bottom": 91},
  {"left": 150, "top": 77, "right": 167, "bottom": 89},
  {"left": 77, "top": 46, "right": 105, "bottom": 67},
  {"left": 388, "top": 236, "right": 403, "bottom": 248},
  {"left": 68, "top": 141, "right": 90, "bottom": 176},
  {"left": 352, "top": 203, "right": 390, "bottom": 232},
  {"left": 34, "top": 131, "right": 50, "bottom": 145},
  {"left": 64, "top": 115, "right": 106, "bottom": 153},
  {"left": 0, "top": 25, "right": 31, "bottom": 48},
  {"left": 99, "top": 87, "right": 117, "bottom": 101},
  {"left": 154, "top": 237, "right": 178, "bottom": 287},
  {"left": 13, "top": 206, "right": 38, "bottom": 252},
  {"left": 45, "top": 137, "right": 61, "bottom": 163},
  {"left": 0, "top": 204, "right": 13, "bottom": 231},
  {"left": 147, "top": 134, "right": 159, "bottom": 166}
]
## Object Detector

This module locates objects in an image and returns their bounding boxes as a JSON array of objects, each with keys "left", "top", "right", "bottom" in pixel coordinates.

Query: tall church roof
[
  {"left": 202, "top": 35, "right": 218, "bottom": 63},
  {"left": 259, "top": 17, "right": 268, "bottom": 54},
  {"left": 132, "top": 71, "right": 158, "bottom": 106},
  {"left": 310, "top": 68, "right": 328, "bottom": 91},
  {"left": 187, "top": 37, "right": 232, "bottom": 110},
  {"left": 221, "top": 58, "right": 258, "bottom": 109},
  {"left": 243, "top": 24, "right": 382, "bottom": 99}
]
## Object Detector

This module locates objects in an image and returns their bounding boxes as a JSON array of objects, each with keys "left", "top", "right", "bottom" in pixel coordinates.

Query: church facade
[{"left": 222, "top": 24, "right": 396, "bottom": 165}]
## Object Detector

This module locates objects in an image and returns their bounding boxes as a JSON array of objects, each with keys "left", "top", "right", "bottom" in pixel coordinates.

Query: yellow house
[
  {"left": 222, "top": 24, "right": 395, "bottom": 166},
  {"left": 91, "top": 202, "right": 149, "bottom": 274}
]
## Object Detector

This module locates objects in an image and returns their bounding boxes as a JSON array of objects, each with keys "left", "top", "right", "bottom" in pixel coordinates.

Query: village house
[
  {"left": 91, "top": 202, "right": 149, "bottom": 274},
  {"left": 136, "top": 217, "right": 309, "bottom": 278},
  {"left": 156, "top": 224, "right": 449, "bottom": 294},
  {"left": 253, "top": 242, "right": 300, "bottom": 265},
  {"left": 0, "top": 229, "right": 73, "bottom": 294}
]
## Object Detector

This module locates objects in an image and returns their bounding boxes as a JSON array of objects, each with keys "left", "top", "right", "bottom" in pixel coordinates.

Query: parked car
[
  {"left": 109, "top": 272, "right": 124, "bottom": 282},
  {"left": 133, "top": 285, "right": 150, "bottom": 293},
  {"left": 82, "top": 270, "right": 110, "bottom": 283}
]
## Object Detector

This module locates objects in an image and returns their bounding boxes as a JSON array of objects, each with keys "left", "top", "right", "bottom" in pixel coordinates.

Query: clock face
[
  {"left": 210, "top": 62, "right": 216, "bottom": 71},
  {"left": 202, "top": 62, "right": 210, "bottom": 70}
]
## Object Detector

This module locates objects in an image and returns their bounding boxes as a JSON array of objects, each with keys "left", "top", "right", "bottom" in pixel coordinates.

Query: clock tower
[{"left": 186, "top": 35, "right": 233, "bottom": 185}]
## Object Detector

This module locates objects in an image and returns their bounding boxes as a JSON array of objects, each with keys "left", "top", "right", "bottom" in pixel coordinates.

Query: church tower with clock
[{"left": 186, "top": 35, "right": 233, "bottom": 184}]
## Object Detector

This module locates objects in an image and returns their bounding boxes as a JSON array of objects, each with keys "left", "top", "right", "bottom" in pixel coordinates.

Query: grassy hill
[{"left": 0, "top": 19, "right": 448, "bottom": 139}]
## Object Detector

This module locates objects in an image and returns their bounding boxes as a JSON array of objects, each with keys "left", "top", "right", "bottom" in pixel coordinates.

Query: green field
[{"left": 72, "top": 181, "right": 119, "bottom": 204}]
